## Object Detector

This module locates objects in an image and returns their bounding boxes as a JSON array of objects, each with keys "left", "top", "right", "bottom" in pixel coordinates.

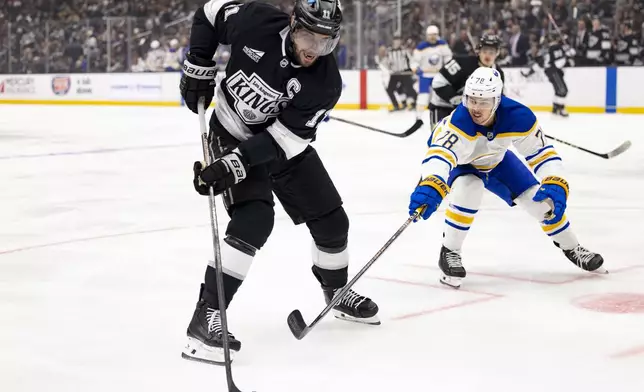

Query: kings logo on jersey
[{"left": 226, "top": 70, "right": 300, "bottom": 125}]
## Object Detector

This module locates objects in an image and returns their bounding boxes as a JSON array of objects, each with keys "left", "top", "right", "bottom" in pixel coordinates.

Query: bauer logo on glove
[
  {"left": 533, "top": 176, "right": 569, "bottom": 224},
  {"left": 192, "top": 149, "right": 249, "bottom": 196},
  {"left": 408, "top": 175, "right": 450, "bottom": 221}
]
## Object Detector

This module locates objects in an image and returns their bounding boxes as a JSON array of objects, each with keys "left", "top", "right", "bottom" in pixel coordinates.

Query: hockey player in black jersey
[
  {"left": 587, "top": 17, "right": 612, "bottom": 65},
  {"left": 522, "top": 33, "right": 574, "bottom": 117},
  {"left": 428, "top": 33, "right": 504, "bottom": 128},
  {"left": 179, "top": 0, "right": 380, "bottom": 366},
  {"left": 615, "top": 22, "right": 641, "bottom": 66}
]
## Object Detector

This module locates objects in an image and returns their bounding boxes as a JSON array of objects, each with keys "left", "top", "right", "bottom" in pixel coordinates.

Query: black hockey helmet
[
  {"left": 293, "top": 0, "right": 342, "bottom": 37},
  {"left": 290, "top": 0, "right": 343, "bottom": 57},
  {"left": 477, "top": 33, "right": 501, "bottom": 50}
]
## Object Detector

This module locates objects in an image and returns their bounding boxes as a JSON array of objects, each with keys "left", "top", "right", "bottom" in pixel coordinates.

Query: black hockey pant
[
  {"left": 546, "top": 68, "right": 568, "bottom": 98},
  {"left": 429, "top": 105, "right": 455, "bottom": 130},
  {"left": 387, "top": 74, "right": 417, "bottom": 109}
]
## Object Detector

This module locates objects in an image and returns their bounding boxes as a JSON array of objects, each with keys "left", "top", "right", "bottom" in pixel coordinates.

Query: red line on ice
[
  {"left": 391, "top": 296, "right": 501, "bottom": 321},
  {"left": 0, "top": 225, "right": 200, "bottom": 256},
  {"left": 403, "top": 264, "right": 644, "bottom": 285},
  {"left": 610, "top": 345, "right": 644, "bottom": 359},
  {"left": 366, "top": 276, "right": 503, "bottom": 320}
]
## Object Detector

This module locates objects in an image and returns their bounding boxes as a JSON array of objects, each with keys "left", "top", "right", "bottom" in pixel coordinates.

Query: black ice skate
[
  {"left": 439, "top": 246, "right": 466, "bottom": 288},
  {"left": 553, "top": 104, "right": 569, "bottom": 117},
  {"left": 562, "top": 244, "right": 607, "bottom": 274},
  {"left": 182, "top": 300, "right": 241, "bottom": 365},
  {"left": 323, "top": 287, "right": 380, "bottom": 325}
]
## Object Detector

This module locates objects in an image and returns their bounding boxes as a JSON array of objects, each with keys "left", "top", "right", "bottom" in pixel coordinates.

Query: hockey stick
[
  {"left": 545, "top": 133, "right": 632, "bottom": 159},
  {"left": 197, "top": 99, "right": 243, "bottom": 392},
  {"left": 546, "top": 12, "right": 568, "bottom": 43},
  {"left": 330, "top": 115, "right": 423, "bottom": 138},
  {"left": 287, "top": 208, "right": 423, "bottom": 340}
]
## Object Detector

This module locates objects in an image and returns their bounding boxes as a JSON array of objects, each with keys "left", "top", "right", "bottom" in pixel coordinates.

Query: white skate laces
[
  {"left": 336, "top": 289, "right": 367, "bottom": 309},
  {"left": 445, "top": 250, "right": 463, "bottom": 269},
  {"left": 206, "top": 308, "right": 222, "bottom": 335},
  {"left": 206, "top": 307, "right": 236, "bottom": 339},
  {"left": 570, "top": 245, "right": 595, "bottom": 268}
]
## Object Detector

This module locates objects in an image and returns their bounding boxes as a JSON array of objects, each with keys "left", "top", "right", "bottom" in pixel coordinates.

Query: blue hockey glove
[
  {"left": 409, "top": 175, "right": 450, "bottom": 221},
  {"left": 532, "top": 176, "right": 569, "bottom": 224}
]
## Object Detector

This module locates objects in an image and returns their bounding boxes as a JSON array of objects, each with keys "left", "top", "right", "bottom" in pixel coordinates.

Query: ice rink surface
[{"left": 1, "top": 105, "right": 643, "bottom": 392}]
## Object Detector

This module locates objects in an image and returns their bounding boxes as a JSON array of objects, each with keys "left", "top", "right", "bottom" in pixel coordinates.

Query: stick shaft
[
  {"left": 305, "top": 212, "right": 419, "bottom": 333},
  {"left": 197, "top": 100, "right": 238, "bottom": 390}
]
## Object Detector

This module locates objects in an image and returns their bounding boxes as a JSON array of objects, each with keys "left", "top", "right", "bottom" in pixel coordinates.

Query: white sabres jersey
[
  {"left": 421, "top": 96, "right": 564, "bottom": 183},
  {"left": 413, "top": 39, "right": 453, "bottom": 78}
]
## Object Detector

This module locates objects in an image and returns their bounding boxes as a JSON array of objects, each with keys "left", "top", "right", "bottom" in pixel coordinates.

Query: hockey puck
[{"left": 572, "top": 293, "right": 644, "bottom": 314}]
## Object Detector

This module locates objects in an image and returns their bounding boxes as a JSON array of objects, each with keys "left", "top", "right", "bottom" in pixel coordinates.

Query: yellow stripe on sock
[{"left": 445, "top": 209, "right": 475, "bottom": 225}]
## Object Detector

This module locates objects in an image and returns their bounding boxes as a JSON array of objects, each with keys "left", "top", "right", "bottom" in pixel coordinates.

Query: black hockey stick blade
[
  {"left": 287, "top": 309, "right": 309, "bottom": 340},
  {"left": 402, "top": 119, "right": 424, "bottom": 136},
  {"left": 545, "top": 134, "right": 632, "bottom": 160},
  {"left": 228, "top": 382, "right": 243, "bottom": 392},
  {"left": 286, "top": 210, "right": 422, "bottom": 340},
  {"left": 330, "top": 116, "right": 423, "bottom": 138}
]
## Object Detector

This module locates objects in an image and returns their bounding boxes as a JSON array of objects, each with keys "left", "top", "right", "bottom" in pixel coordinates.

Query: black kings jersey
[
  {"left": 615, "top": 34, "right": 640, "bottom": 65},
  {"left": 429, "top": 56, "right": 505, "bottom": 108},
  {"left": 587, "top": 28, "right": 612, "bottom": 64},
  {"left": 189, "top": 0, "right": 341, "bottom": 161},
  {"left": 540, "top": 43, "right": 570, "bottom": 70}
]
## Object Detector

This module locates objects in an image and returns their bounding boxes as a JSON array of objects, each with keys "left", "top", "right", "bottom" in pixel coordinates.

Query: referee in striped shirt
[{"left": 382, "top": 34, "right": 417, "bottom": 111}]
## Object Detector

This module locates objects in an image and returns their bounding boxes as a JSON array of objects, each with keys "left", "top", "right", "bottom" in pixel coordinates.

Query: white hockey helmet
[
  {"left": 426, "top": 25, "right": 439, "bottom": 36},
  {"left": 463, "top": 67, "right": 504, "bottom": 116}
]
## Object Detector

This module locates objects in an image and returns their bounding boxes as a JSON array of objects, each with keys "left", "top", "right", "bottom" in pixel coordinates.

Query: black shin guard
[
  {"left": 201, "top": 201, "right": 274, "bottom": 309},
  {"left": 312, "top": 265, "right": 349, "bottom": 289}
]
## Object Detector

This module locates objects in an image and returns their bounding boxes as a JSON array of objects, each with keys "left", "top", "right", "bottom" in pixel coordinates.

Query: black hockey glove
[
  {"left": 180, "top": 52, "right": 217, "bottom": 114},
  {"left": 193, "top": 149, "right": 249, "bottom": 196}
]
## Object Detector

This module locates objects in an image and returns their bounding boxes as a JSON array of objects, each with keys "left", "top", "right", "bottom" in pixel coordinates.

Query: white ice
[{"left": 1, "top": 105, "right": 643, "bottom": 392}]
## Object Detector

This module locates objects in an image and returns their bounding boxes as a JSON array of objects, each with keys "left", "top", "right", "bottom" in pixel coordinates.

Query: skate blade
[
  {"left": 440, "top": 275, "right": 463, "bottom": 289},
  {"left": 332, "top": 310, "right": 381, "bottom": 325},
  {"left": 591, "top": 266, "right": 609, "bottom": 274},
  {"left": 181, "top": 336, "right": 235, "bottom": 366}
]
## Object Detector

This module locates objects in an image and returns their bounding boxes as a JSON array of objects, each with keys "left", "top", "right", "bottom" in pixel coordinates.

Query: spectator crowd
[{"left": 2, "top": 0, "right": 644, "bottom": 73}]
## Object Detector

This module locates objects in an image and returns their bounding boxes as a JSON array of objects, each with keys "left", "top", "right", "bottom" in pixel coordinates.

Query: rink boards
[{"left": 0, "top": 67, "right": 643, "bottom": 113}]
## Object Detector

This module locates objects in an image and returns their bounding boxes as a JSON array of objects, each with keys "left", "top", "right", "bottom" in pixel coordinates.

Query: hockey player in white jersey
[
  {"left": 408, "top": 67, "right": 606, "bottom": 288},
  {"left": 413, "top": 25, "right": 452, "bottom": 120}
]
